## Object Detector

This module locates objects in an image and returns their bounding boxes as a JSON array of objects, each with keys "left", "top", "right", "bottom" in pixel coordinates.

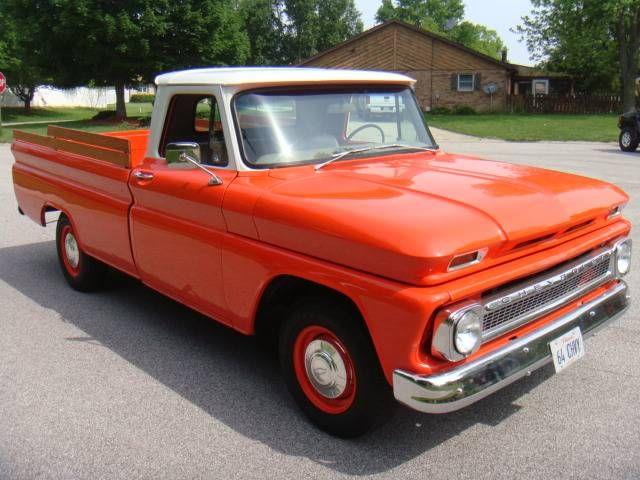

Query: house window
[{"left": 457, "top": 73, "right": 475, "bottom": 92}]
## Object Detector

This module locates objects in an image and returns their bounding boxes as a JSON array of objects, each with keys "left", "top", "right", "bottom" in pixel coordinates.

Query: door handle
[{"left": 133, "top": 171, "right": 154, "bottom": 181}]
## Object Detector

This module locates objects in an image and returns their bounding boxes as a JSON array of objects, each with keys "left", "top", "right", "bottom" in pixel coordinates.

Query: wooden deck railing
[{"left": 508, "top": 94, "right": 624, "bottom": 114}]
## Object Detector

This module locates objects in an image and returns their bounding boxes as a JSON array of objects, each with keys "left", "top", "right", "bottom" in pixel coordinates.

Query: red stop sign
[{"left": 0, "top": 72, "right": 6, "bottom": 94}]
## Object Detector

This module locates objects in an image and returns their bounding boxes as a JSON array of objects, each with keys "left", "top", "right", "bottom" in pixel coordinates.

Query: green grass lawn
[
  {"left": 0, "top": 119, "right": 144, "bottom": 143},
  {"left": 105, "top": 102, "right": 154, "bottom": 117},
  {"left": 425, "top": 114, "right": 620, "bottom": 142},
  {"left": 0, "top": 104, "right": 150, "bottom": 143},
  {"left": 1, "top": 106, "right": 98, "bottom": 124}
]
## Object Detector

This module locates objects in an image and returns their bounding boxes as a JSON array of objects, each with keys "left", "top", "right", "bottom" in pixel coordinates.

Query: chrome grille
[{"left": 481, "top": 248, "right": 614, "bottom": 340}]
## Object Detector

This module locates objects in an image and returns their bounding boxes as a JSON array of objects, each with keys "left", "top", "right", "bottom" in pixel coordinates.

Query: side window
[{"left": 159, "top": 94, "right": 228, "bottom": 166}]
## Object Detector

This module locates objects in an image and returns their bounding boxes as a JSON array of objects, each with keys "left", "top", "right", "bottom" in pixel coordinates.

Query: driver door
[{"left": 129, "top": 91, "right": 237, "bottom": 324}]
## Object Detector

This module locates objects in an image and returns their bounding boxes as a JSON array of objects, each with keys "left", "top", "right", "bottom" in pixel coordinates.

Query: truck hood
[{"left": 252, "top": 152, "right": 627, "bottom": 285}]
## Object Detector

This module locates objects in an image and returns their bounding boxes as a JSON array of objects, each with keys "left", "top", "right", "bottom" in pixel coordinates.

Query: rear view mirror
[
  {"left": 166, "top": 142, "right": 201, "bottom": 165},
  {"left": 164, "top": 142, "right": 223, "bottom": 186}
]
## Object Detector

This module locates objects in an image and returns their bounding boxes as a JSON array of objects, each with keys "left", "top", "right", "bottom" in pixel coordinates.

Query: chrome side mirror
[
  {"left": 166, "top": 142, "right": 202, "bottom": 165},
  {"left": 165, "top": 142, "right": 223, "bottom": 186}
]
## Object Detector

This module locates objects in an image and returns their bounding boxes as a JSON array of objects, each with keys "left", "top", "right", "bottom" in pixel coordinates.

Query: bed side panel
[{"left": 11, "top": 141, "right": 137, "bottom": 276}]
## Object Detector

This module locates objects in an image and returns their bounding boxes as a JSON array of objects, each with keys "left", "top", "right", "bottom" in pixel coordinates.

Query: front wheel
[
  {"left": 56, "top": 214, "right": 107, "bottom": 292},
  {"left": 279, "top": 298, "right": 394, "bottom": 438},
  {"left": 619, "top": 128, "right": 639, "bottom": 152}
]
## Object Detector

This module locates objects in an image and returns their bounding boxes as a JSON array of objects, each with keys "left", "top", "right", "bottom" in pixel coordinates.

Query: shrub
[
  {"left": 429, "top": 106, "right": 452, "bottom": 115},
  {"left": 452, "top": 105, "right": 477, "bottom": 115},
  {"left": 92, "top": 110, "right": 116, "bottom": 121},
  {"left": 130, "top": 93, "right": 155, "bottom": 103},
  {"left": 138, "top": 116, "right": 152, "bottom": 127}
]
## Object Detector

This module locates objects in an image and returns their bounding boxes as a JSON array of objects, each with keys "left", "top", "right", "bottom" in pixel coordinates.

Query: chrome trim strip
[
  {"left": 480, "top": 245, "right": 615, "bottom": 341},
  {"left": 393, "top": 281, "right": 628, "bottom": 414}
]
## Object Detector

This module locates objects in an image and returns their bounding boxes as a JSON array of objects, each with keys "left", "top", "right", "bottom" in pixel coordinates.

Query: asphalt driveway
[{"left": 0, "top": 132, "right": 638, "bottom": 479}]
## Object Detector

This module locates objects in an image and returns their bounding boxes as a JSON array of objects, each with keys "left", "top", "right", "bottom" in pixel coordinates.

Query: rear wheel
[
  {"left": 279, "top": 298, "right": 393, "bottom": 438},
  {"left": 619, "top": 128, "right": 639, "bottom": 152},
  {"left": 56, "top": 214, "right": 107, "bottom": 292}
]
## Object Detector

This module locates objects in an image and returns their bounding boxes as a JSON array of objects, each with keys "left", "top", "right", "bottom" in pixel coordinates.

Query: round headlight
[
  {"left": 615, "top": 239, "right": 632, "bottom": 276},
  {"left": 454, "top": 309, "right": 483, "bottom": 355}
]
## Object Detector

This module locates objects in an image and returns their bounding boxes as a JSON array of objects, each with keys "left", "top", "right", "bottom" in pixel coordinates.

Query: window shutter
[
  {"left": 475, "top": 73, "right": 482, "bottom": 90},
  {"left": 451, "top": 74, "right": 459, "bottom": 91}
]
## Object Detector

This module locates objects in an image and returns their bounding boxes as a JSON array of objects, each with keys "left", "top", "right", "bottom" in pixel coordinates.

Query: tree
[
  {"left": 615, "top": 1, "right": 640, "bottom": 111},
  {"left": 374, "top": 0, "right": 506, "bottom": 60},
  {"left": 375, "top": 0, "right": 464, "bottom": 32},
  {"left": 4, "top": 0, "right": 249, "bottom": 119},
  {"left": 248, "top": 0, "right": 363, "bottom": 64},
  {"left": 2, "top": 0, "right": 360, "bottom": 115},
  {"left": 376, "top": 0, "right": 398, "bottom": 25},
  {"left": 0, "top": 4, "right": 48, "bottom": 109},
  {"left": 316, "top": 0, "right": 363, "bottom": 53},
  {"left": 285, "top": 0, "right": 320, "bottom": 62},
  {"left": 516, "top": 0, "right": 640, "bottom": 112},
  {"left": 449, "top": 22, "right": 506, "bottom": 60},
  {"left": 0, "top": 20, "right": 8, "bottom": 67},
  {"left": 160, "top": 0, "right": 250, "bottom": 69},
  {"left": 240, "top": 0, "right": 287, "bottom": 65}
]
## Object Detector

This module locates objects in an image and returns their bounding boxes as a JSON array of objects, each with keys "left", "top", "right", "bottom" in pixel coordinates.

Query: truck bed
[
  {"left": 13, "top": 125, "right": 149, "bottom": 168},
  {"left": 12, "top": 126, "right": 150, "bottom": 276}
]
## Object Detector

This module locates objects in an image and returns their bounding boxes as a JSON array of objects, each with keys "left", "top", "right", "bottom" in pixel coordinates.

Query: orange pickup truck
[{"left": 12, "top": 68, "right": 632, "bottom": 437}]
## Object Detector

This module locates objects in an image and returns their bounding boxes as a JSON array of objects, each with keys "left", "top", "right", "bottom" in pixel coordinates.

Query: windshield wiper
[{"left": 314, "top": 144, "right": 438, "bottom": 171}]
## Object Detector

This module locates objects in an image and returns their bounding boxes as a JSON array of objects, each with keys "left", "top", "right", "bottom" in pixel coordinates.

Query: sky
[{"left": 354, "top": 0, "right": 535, "bottom": 65}]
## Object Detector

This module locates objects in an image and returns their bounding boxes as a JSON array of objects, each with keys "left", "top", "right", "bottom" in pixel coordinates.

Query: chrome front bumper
[{"left": 393, "top": 281, "right": 629, "bottom": 414}]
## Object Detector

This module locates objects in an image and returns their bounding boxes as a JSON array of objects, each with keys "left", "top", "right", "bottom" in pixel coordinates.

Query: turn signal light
[
  {"left": 448, "top": 248, "right": 488, "bottom": 272},
  {"left": 607, "top": 203, "right": 625, "bottom": 220}
]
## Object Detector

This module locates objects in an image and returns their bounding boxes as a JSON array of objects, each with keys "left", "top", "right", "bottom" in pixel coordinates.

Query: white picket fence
[{"left": 1, "top": 85, "right": 154, "bottom": 108}]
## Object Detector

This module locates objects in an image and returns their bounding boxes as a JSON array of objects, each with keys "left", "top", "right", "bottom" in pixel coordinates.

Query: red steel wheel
[
  {"left": 55, "top": 214, "right": 106, "bottom": 292},
  {"left": 59, "top": 224, "right": 81, "bottom": 278},
  {"left": 280, "top": 298, "right": 394, "bottom": 437},
  {"left": 293, "top": 325, "right": 357, "bottom": 414}
]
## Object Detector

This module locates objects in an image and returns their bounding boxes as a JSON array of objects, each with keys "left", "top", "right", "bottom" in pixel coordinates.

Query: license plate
[{"left": 549, "top": 327, "right": 585, "bottom": 373}]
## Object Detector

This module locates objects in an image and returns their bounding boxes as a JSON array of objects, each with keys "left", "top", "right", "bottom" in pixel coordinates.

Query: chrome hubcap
[
  {"left": 622, "top": 132, "right": 631, "bottom": 146},
  {"left": 304, "top": 339, "right": 348, "bottom": 399},
  {"left": 64, "top": 232, "right": 80, "bottom": 269}
]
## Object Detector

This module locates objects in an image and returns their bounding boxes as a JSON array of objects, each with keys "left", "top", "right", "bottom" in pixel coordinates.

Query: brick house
[{"left": 300, "top": 20, "right": 567, "bottom": 112}]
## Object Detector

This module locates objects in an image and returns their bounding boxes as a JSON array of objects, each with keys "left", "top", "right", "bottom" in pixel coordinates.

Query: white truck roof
[{"left": 155, "top": 67, "right": 416, "bottom": 88}]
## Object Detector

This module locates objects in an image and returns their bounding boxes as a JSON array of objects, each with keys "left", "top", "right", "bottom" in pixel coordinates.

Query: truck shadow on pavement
[{"left": 0, "top": 241, "right": 555, "bottom": 475}]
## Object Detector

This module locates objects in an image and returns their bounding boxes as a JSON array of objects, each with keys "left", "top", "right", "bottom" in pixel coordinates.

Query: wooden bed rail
[
  {"left": 13, "top": 130, "right": 56, "bottom": 149},
  {"left": 13, "top": 126, "right": 131, "bottom": 168}
]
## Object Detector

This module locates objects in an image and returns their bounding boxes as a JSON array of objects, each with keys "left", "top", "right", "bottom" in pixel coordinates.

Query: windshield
[{"left": 233, "top": 86, "right": 436, "bottom": 168}]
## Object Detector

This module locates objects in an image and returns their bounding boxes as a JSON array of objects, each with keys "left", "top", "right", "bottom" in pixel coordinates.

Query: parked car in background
[
  {"left": 358, "top": 93, "right": 405, "bottom": 119},
  {"left": 11, "top": 67, "right": 632, "bottom": 438},
  {"left": 619, "top": 111, "right": 640, "bottom": 152}
]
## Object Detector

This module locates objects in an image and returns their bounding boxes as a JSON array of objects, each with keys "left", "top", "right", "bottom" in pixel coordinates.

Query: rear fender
[{"left": 39, "top": 203, "right": 87, "bottom": 249}]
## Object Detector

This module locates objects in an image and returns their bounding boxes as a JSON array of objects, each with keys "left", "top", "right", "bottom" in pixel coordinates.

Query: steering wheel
[{"left": 347, "top": 124, "right": 385, "bottom": 143}]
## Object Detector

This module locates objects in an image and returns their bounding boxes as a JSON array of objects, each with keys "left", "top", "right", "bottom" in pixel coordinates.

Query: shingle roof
[{"left": 300, "top": 19, "right": 515, "bottom": 71}]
